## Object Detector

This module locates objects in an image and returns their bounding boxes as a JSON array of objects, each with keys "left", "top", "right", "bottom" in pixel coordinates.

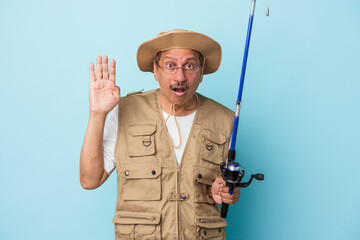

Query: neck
[{"left": 159, "top": 91, "right": 198, "bottom": 116}]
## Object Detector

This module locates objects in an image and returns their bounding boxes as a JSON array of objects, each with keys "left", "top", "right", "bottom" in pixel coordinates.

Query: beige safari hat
[{"left": 137, "top": 29, "right": 222, "bottom": 75}]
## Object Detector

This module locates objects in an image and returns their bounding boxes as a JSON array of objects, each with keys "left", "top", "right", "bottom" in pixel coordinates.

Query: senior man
[{"left": 80, "top": 29, "right": 240, "bottom": 240}]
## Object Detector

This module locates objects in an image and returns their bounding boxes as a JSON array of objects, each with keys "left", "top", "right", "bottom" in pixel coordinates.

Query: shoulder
[
  {"left": 197, "top": 94, "right": 234, "bottom": 138},
  {"left": 120, "top": 89, "right": 157, "bottom": 106},
  {"left": 118, "top": 89, "right": 159, "bottom": 120},
  {"left": 198, "top": 94, "right": 234, "bottom": 118},
  {"left": 122, "top": 89, "right": 157, "bottom": 99}
]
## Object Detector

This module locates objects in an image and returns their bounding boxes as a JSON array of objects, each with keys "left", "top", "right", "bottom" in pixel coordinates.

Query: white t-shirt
[{"left": 103, "top": 105, "right": 196, "bottom": 175}]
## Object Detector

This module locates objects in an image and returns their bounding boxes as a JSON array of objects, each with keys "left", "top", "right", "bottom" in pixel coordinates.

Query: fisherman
[{"left": 80, "top": 29, "right": 240, "bottom": 239}]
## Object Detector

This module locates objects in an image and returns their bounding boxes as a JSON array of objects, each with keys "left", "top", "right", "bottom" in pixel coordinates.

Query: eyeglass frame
[
  {"left": 155, "top": 62, "right": 203, "bottom": 75},
  {"left": 153, "top": 51, "right": 205, "bottom": 75}
]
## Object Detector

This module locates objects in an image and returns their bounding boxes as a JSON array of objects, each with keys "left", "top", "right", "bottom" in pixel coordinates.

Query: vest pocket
[
  {"left": 195, "top": 216, "right": 228, "bottom": 240},
  {"left": 193, "top": 166, "right": 220, "bottom": 204},
  {"left": 128, "top": 124, "right": 157, "bottom": 157},
  {"left": 120, "top": 163, "right": 161, "bottom": 200},
  {"left": 113, "top": 211, "right": 161, "bottom": 240},
  {"left": 201, "top": 129, "right": 227, "bottom": 165}
]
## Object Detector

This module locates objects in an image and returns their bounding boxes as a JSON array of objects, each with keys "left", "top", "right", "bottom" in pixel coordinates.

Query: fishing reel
[{"left": 220, "top": 151, "right": 264, "bottom": 218}]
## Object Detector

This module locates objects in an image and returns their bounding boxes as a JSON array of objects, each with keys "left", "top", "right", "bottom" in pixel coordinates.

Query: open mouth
[
  {"left": 170, "top": 83, "right": 189, "bottom": 96},
  {"left": 172, "top": 88, "right": 186, "bottom": 93},
  {"left": 170, "top": 83, "right": 189, "bottom": 94},
  {"left": 172, "top": 87, "right": 187, "bottom": 96}
]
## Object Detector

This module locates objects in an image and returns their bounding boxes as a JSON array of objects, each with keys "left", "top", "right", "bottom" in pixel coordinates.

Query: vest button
[
  {"left": 151, "top": 170, "right": 156, "bottom": 175},
  {"left": 124, "top": 171, "right": 129, "bottom": 176},
  {"left": 181, "top": 194, "right": 187, "bottom": 200}
]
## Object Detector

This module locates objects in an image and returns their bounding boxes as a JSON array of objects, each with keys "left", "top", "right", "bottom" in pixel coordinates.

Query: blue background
[{"left": 1, "top": 0, "right": 359, "bottom": 239}]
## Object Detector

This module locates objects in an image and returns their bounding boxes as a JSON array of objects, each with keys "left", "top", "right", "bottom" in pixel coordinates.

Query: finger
[
  {"left": 221, "top": 197, "right": 238, "bottom": 205},
  {"left": 222, "top": 186, "right": 230, "bottom": 193},
  {"left": 221, "top": 194, "right": 239, "bottom": 205},
  {"left": 221, "top": 186, "right": 240, "bottom": 195},
  {"left": 89, "top": 62, "right": 95, "bottom": 83},
  {"left": 103, "top": 55, "right": 109, "bottom": 80},
  {"left": 230, "top": 188, "right": 240, "bottom": 198},
  {"left": 109, "top": 59, "right": 116, "bottom": 83},
  {"left": 213, "top": 177, "right": 226, "bottom": 187},
  {"left": 221, "top": 189, "right": 240, "bottom": 202},
  {"left": 234, "top": 190, "right": 240, "bottom": 199},
  {"left": 219, "top": 178, "right": 226, "bottom": 185},
  {"left": 211, "top": 179, "right": 224, "bottom": 195},
  {"left": 96, "top": 56, "right": 103, "bottom": 80},
  {"left": 113, "top": 85, "right": 120, "bottom": 100},
  {"left": 212, "top": 184, "right": 223, "bottom": 196}
]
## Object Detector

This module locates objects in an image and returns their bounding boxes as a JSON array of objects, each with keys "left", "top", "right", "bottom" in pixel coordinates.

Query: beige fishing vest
[{"left": 113, "top": 90, "right": 234, "bottom": 240}]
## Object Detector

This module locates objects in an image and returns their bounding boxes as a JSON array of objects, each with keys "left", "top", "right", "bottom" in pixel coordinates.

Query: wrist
[{"left": 89, "top": 111, "right": 107, "bottom": 123}]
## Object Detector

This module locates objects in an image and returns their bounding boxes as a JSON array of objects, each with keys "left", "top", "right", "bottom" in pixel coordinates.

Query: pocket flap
[
  {"left": 116, "top": 224, "right": 135, "bottom": 234},
  {"left": 128, "top": 124, "right": 157, "bottom": 136},
  {"left": 113, "top": 211, "right": 161, "bottom": 225},
  {"left": 195, "top": 216, "right": 228, "bottom": 228},
  {"left": 136, "top": 225, "right": 156, "bottom": 235},
  {"left": 120, "top": 163, "right": 161, "bottom": 179},
  {"left": 196, "top": 177, "right": 214, "bottom": 186},
  {"left": 202, "top": 129, "right": 227, "bottom": 145},
  {"left": 194, "top": 165, "right": 221, "bottom": 186}
]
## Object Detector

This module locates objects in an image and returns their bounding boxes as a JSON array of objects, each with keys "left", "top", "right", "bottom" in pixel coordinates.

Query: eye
[
  {"left": 184, "top": 63, "right": 194, "bottom": 70},
  {"left": 166, "top": 62, "right": 175, "bottom": 69}
]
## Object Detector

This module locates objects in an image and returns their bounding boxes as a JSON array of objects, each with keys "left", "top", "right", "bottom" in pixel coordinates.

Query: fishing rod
[{"left": 220, "top": 0, "right": 265, "bottom": 218}]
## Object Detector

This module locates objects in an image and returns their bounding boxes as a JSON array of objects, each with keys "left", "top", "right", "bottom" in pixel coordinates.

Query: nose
[{"left": 173, "top": 68, "right": 186, "bottom": 83}]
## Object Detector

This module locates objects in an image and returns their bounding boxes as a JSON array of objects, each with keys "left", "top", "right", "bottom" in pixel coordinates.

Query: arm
[
  {"left": 211, "top": 177, "right": 241, "bottom": 205},
  {"left": 80, "top": 56, "right": 120, "bottom": 189}
]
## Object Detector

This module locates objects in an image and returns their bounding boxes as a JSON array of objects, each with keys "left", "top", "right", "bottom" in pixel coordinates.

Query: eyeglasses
[{"left": 156, "top": 62, "right": 201, "bottom": 75}]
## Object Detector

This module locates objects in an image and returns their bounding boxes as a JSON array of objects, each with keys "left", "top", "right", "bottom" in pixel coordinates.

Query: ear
[
  {"left": 199, "top": 75, "right": 203, "bottom": 83},
  {"left": 199, "top": 58, "right": 206, "bottom": 83}
]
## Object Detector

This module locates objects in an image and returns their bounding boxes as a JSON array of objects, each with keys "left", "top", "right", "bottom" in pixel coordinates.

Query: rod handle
[{"left": 221, "top": 203, "right": 229, "bottom": 218}]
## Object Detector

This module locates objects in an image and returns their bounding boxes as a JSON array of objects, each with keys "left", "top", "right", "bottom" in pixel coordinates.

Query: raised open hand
[{"left": 89, "top": 55, "right": 120, "bottom": 115}]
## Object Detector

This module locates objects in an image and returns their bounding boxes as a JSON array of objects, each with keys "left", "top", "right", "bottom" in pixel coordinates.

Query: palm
[{"left": 89, "top": 56, "right": 120, "bottom": 114}]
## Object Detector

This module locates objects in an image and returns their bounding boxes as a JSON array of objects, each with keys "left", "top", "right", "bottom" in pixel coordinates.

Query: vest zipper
[
  {"left": 177, "top": 165, "right": 181, "bottom": 240},
  {"left": 176, "top": 95, "right": 199, "bottom": 239},
  {"left": 117, "top": 215, "right": 156, "bottom": 221}
]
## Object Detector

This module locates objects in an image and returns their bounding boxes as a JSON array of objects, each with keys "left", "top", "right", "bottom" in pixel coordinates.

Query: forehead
[{"left": 159, "top": 48, "right": 200, "bottom": 62}]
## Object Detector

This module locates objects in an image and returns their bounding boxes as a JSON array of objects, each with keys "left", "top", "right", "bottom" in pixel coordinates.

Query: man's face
[{"left": 154, "top": 48, "right": 203, "bottom": 107}]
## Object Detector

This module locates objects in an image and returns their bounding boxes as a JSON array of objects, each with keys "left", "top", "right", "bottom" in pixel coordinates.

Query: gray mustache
[{"left": 170, "top": 83, "right": 190, "bottom": 89}]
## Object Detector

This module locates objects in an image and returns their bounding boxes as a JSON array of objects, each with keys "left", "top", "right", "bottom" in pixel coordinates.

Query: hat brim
[{"left": 137, "top": 31, "right": 222, "bottom": 75}]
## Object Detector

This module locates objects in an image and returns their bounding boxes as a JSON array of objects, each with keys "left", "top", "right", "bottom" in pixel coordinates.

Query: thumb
[{"left": 212, "top": 177, "right": 224, "bottom": 193}]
